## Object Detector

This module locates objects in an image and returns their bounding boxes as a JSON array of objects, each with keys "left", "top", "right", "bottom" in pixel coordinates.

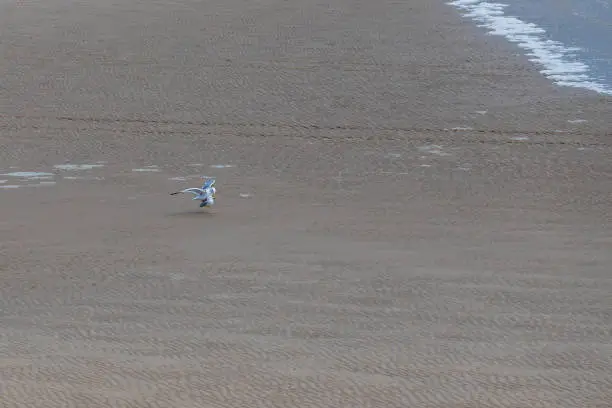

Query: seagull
[{"left": 170, "top": 178, "right": 216, "bottom": 207}]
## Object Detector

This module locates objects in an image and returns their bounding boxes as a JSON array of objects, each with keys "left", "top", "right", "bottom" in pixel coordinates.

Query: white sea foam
[{"left": 448, "top": 0, "right": 612, "bottom": 95}]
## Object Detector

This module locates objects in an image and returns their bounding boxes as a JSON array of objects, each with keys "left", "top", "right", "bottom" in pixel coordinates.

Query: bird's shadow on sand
[{"left": 165, "top": 209, "right": 216, "bottom": 218}]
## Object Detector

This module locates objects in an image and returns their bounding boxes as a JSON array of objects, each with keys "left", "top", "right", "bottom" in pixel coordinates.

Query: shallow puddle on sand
[
  {"left": 132, "top": 168, "right": 161, "bottom": 172},
  {"left": 63, "top": 176, "right": 104, "bottom": 180},
  {"left": 54, "top": 164, "right": 104, "bottom": 171},
  {"left": 2, "top": 171, "right": 54, "bottom": 178},
  {"left": 417, "top": 145, "right": 451, "bottom": 156}
]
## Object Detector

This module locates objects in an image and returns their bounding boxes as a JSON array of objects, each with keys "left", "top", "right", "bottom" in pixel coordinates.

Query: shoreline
[
  {"left": 1, "top": 0, "right": 611, "bottom": 135},
  {"left": 448, "top": 0, "right": 612, "bottom": 96}
]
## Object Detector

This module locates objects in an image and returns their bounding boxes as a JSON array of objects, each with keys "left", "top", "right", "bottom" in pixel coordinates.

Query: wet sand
[{"left": 1, "top": 0, "right": 611, "bottom": 407}]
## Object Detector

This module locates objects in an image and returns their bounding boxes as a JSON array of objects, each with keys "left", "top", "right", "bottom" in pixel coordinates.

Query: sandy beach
[{"left": 1, "top": 0, "right": 611, "bottom": 407}]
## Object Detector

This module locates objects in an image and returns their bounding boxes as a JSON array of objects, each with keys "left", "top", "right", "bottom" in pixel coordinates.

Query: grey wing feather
[
  {"left": 182, "top": 188, "right": 205, "bottom": 196},
  {"left": 171, "top": 188, "right": 205, "bottom": 198}
]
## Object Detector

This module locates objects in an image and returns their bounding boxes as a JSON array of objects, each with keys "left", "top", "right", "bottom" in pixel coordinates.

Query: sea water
[{"left": 448, "top": 0, "right": 612, "bottom": 95}]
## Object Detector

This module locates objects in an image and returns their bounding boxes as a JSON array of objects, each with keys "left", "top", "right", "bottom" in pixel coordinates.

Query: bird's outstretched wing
[{"left": 170, "top": 188, "right": 205, "bottom": 198}]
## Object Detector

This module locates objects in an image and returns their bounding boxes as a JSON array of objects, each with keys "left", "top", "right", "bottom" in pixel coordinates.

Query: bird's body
[{"left": 170, "top": 178, "right": 217, "bottom": 207}]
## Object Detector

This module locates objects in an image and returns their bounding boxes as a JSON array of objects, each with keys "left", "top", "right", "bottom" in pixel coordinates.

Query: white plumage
[{"left": 170, "top": 178, "right": 216, "bottom": 207}]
